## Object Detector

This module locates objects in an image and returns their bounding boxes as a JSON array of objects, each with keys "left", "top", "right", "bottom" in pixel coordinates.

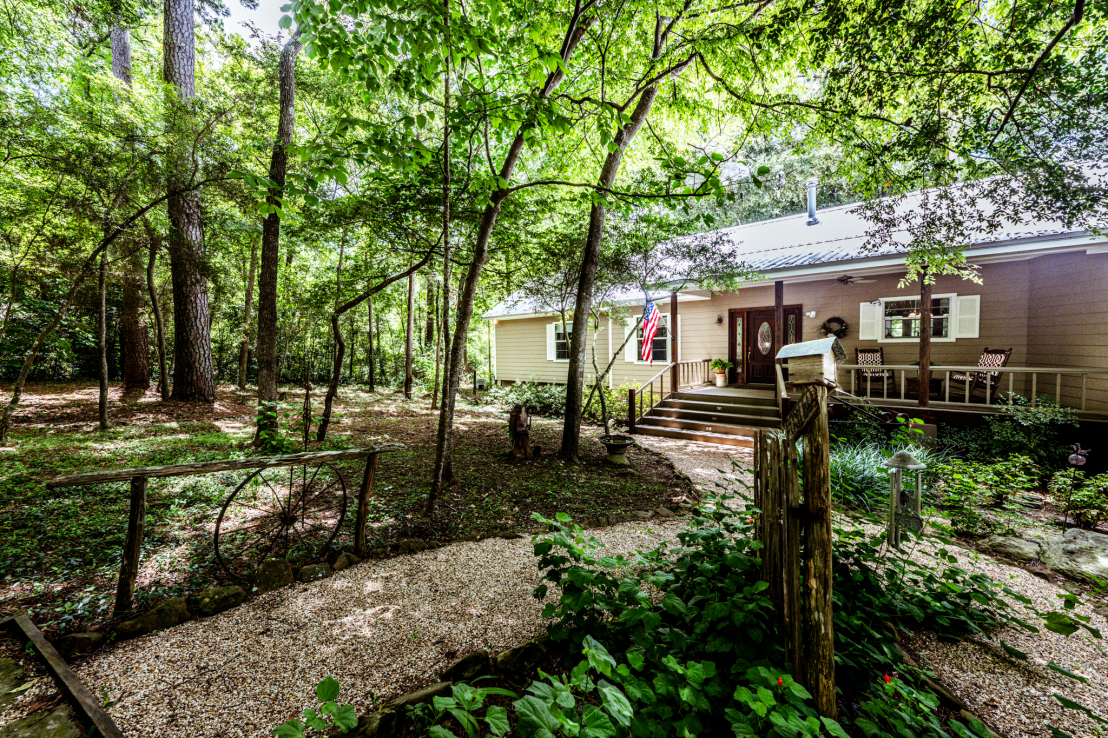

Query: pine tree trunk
[
  {"left": 164, "top": 0, "right": 214, "bottom": 402},
  {"left": 238, "top": 238, "right": 258, "bottom": 389},
  {"left": 255, "top": 30, "right": 303, "bottom": 446}
]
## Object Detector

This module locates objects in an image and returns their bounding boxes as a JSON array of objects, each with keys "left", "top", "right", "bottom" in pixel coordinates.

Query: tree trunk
[
  {"left": 255, "top": 30, "right": 303, "bottom": 447},
  {"left": 375, "top": 308, "right": 385, "bottom": 383},
  {"left": 561, "top": 71, "right": 677, "bottom": 461},
  {"left": 427, "top": 11, "right": 595, "bottom": 514},
  {"left": 366, "top": 298, "right": 375, "bottom": 391},
  {"left": 111, "top": 25, "right": 150, "bottom": 395},
  {"left": 98, "top": 250, "right": 110, "bottom": 430},
  {"left": 425, "top": 276, "right": 435, "bottom": 347},
  {"left": 147, "top": 232, "right": 170, "bottom": 399},
  {"left": 918, "top": 268, "right": 931, "bottom": 408},
  {"left": 238, "top": 238, "right": 258, "bottom": 389},
  {"left": 404, "top": 267, "right": 415, "bottom": 398},
  {"left": 432, "top": 284, "right": 442, "bottom": 409},
  {"left": 164, "top": 0, "right": 214, "bottom": 403}
]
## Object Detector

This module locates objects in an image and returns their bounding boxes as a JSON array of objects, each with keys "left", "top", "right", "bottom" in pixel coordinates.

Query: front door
[{"left": 746, "top": 308, "right": 778, "bottom": 384}]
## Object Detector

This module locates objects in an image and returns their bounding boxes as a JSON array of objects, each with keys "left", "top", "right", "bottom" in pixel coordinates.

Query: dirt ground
[{"left": 0, "top": 381, "right": 690, "bottom": 637}]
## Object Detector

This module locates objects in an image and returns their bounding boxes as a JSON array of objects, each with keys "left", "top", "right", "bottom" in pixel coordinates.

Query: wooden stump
[{"left": 508, "top": 405, "right": 539, "bottom": 460}]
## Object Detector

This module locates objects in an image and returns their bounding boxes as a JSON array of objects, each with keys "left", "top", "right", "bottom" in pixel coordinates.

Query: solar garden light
[
  {"left": 1068, "top": 443, "right": 1090, "bottom": 468},
  {"left": 883, "top": 450, "right": 927, "bottom": 549}
]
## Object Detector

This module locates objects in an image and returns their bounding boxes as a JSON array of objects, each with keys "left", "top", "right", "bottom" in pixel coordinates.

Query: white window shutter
[
  {"left": 624, "top": 320, "right": 637, "bottom": 362},
  {"left": 858, "top": 302, "right": 879, "bottom": 340},
  {"left": 955, "top": 294, "right": 980, "bottom": 338},
  {"left": 546, "top": 322, "right": 556, "bottom": 361}
]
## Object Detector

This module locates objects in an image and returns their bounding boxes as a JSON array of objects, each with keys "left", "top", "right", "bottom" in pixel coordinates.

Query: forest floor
[{"left": 0, "top": 381, "right": 689, "bottom": 638}]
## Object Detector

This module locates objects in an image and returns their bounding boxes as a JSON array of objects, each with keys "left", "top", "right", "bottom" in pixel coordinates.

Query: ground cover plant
[
  {"left": 0, "top": 382, "right": 688, "bottom": 636},
  {"left": 387, "top": 488, "right": 1103, "bottom": 738}
]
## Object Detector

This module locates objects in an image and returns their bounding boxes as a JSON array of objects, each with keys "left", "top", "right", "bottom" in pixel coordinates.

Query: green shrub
[
  {"left": 939, "top": 395, "right": 1077, "bottom": 473},
  {"left": 1049, "top": 468, "right": 1108, "bottom": 530},
  {"left": 933, "top": 454, "right": 1039, "bottom": 536},
  {"left": 486, "top": 381, "right": 568, "bottom": 418},
  {"left": 829, "top": 443, "right": 948, "bottom": 512}
]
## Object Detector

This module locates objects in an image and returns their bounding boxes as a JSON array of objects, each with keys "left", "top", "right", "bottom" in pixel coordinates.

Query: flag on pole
[{"left": 641, "top": 301, "right": 661, "bottom": 364}]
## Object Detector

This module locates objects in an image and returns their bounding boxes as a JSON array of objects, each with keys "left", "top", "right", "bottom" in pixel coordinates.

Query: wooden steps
[{"left": 632, "top": 386, "right": 780, "bottom": 448}]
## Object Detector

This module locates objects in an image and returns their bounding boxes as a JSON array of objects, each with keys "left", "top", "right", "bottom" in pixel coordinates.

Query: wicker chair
[
  {"left": 855, "top": 347, "right": 892, "bottom": 396},
  {"left": 948, "top": 347, "right": 1013, "bottom": 403}
]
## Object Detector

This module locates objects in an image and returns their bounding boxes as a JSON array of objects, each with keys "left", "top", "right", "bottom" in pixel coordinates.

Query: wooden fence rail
[{"left": 46, "top": 444, "right": 405, "bottom": 616}]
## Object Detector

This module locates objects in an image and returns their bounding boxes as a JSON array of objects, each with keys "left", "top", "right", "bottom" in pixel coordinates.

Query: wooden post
[
  {"left": 114, "top": 475, "right": 148, "bottom": 616},
  {"left": 670, "top": 292, "right": 679, "bottom": 391},
  {"left": 918, "top": 270, "right": 931, "bottom": 408},
  {"left": 782, "top": 436, "right": 802, "bottom": 677},
  {"left": 801, "top": 385, "right": 836, "bottom": 718},
  {"left": 354, "top": 453, "right": 379, "bottom": 556},
  {"left": 774, "top": 279, "right": 784, "bottom": 361},
  {"left": 627, "top": 388, "right": 636, "bottom": 433}
]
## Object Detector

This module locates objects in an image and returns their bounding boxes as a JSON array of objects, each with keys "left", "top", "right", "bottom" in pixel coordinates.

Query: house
[{"left": 482, "top": 188, "right": 1108, "bottom": 447}]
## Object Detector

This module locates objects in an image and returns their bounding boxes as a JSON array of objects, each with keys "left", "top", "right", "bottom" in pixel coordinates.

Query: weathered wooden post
[
  {"left": 508, "top": 404, "right": 538, "bottom": 459},
  {"left": 775, "top": 337, "right": 844, "bottom": 719},
  {"left": 114, "top": 475, "right": 148, "bottom": 615},
  {"left": 354, "top": 452, "right": 379, "bottom": 557}
]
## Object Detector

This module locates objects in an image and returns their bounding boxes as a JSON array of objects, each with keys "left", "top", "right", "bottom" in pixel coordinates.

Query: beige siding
[
  {"left": 1028, "top": 251, "right": 1108, "bottom": 412},
  {"left": 492, "top": 253, "right": 1108, "bottom": 411}
]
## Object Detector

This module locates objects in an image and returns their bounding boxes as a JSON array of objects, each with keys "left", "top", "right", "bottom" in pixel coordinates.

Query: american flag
[{"left": 641, "top": 301, "right": 661, "bottom": 364}]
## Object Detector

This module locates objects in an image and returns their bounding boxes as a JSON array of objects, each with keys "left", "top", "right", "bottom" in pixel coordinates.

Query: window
[
  {"left": 637, "top": 316, "right": 668, "bottom": 362},
  {"left": 555, "top": 323, "right": 571, "bottom": 360},
  {"left": 882, "top": 297, "right": 951, "bottom": 339}
]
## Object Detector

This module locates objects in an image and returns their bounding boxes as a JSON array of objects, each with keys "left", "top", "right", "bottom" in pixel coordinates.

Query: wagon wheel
[{"left": 213, "top": 462, "right": 349, "bottom": 581}]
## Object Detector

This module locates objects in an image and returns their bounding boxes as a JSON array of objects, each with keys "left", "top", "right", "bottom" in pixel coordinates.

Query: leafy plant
[
  {"left": 407, "top": 681, "right": 516, "bottom": 738},
  {"left": 939, "top": 395, "right": 1077, "bottom": 472},
  {"left": 709, "top": 357, "right": 733, "bottom": 373},
  {"left": 273, "top": 676, "right": 358, "bottom": 737},
  {"left": 1049, "top": 469, "right": 1108, "bottom": 530},
  {"left": 933, "top": 454, "right": 1039, "bottom": 536},
  {"left": 486, "top": 381, "right": 568, "bottom": 418}
]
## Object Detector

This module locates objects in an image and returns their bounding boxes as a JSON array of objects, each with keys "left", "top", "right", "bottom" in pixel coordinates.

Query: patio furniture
[
  {"left": 947, "top": 347, "right": 1013, "bottom": 403},
  {"left": 855, "top": 347, "right": 892, "bottom": 396},
  {"left": 906, "top": 376, "right": 945, "bottom": 400}
]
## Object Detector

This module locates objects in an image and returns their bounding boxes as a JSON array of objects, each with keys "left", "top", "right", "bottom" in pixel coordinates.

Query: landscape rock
[
  {"left": 1039, "top": 528, "right": 1108, "bottom": 584},
  {"left": 630, "top": 510, "right": 653, "bottom": 520},
  {"left": 396, "top": 539, "right": 427, "bottom": 554},
  {"left": 495, "top": 635, "right": 550, "bottom": 679},
  {"left": 979, "top": 535, "right": 1041, "bottom": 562},
  {"left": 252, "top": 558, "right": 294, "bottom": 594},
  {"left": 115, "top": 597, "right": 190, "bottom": 639},
  {"left": 458, "top": 533, "right": 482, "bottom": 542},
  {"left": 332, "top": 552, "right": 361, "bottom": 571},
  {"left": 653, "top": 507, "right": 676, "bottom": 518},
  {"left": 194, "top": 585, "right": 245, "bottom": 617},
  {"left": 298, "top": 563, "right": 333, "bottom": 582},
  {"left": 498, "top": 531, "right": 523, "bottom": 540},
  {"left": 0, "top": 658, "right": 26, "bottom": 709},
  {"left": 1092, "top": 602, "right": 1108, "bottom": 620},
  {"left": 440, "top": 649, "right": 491, "bottom": 682},
  {"left": 385, "top": 681, "right": 453, "bottom": 710},
  {"left": 353, "top": 708, "right": 399, "bottom": 738},
  {"left": 0, "top": 704, "right": 81, "bottom": 738},
  {"left": 54, "top": 631, "right": 105, "bottom": 657}
]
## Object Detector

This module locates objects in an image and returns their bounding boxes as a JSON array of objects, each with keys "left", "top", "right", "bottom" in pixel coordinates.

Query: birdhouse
[{"left": 775, "top": 337, "right": 846, "bottom": 387}]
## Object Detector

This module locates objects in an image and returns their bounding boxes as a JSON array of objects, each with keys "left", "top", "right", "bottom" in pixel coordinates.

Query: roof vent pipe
[{"left": 806, "top": 178, "right": 820, "bottom": 226}]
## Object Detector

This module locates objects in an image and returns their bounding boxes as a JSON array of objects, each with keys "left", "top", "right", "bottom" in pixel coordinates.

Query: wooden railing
[
  {"left": 677, "top": 359, "right": 712, "bottom": 387},
  {"left": 833, "top": 364, "right": 1105, "bottom": 412},
  {"left": 628, "top": 362, "right": 675, "bottom": 432}
]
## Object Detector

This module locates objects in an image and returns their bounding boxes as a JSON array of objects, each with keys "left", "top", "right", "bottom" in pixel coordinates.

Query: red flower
[
  {"left": 883, "top": 674, "right": 892, "bottom": 683},
  {"left": 777, "top": 678, "right": 783, "bottom": 686}
]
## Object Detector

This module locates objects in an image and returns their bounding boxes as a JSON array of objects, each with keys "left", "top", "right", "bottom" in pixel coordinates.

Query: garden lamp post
[{"left": 883, "top": 450, "right": 926, "bottom": 549}]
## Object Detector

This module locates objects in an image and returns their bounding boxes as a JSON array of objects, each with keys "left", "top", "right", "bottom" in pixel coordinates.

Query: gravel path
[{"left": 68, "top": 520, "right": 687, "bottom": 738}]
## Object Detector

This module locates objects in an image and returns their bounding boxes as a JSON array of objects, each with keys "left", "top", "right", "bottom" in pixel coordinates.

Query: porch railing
[
  {"left": 628, "top": 363, "right": 674, "bottom": 432},
  {"left": 833, "top": 364, "right": 1106, "bottom": 413},
  {"left": 678, "top": 359, "right": 712, "bottom": 387}
]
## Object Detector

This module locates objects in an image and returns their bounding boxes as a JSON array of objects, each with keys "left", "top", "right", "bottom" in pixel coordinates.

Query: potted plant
[{"left": 710, "top": 358, "right": 733, "bottom": 387}]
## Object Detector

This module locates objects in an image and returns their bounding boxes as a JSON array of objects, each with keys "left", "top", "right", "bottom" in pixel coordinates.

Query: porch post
[
  {"left": 670, "top": 291, "right": 679, "bottom": 391},
  {"left": 774, "top": 279, "right": 785, "bottom": 359},
  {"left": 918, "top": 269, "right": 931, "bottom": 408}
]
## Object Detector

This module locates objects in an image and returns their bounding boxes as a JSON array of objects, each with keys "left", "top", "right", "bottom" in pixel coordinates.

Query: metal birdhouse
[{"left": 882, "top": 450, "right": 926, "bottom": 549}]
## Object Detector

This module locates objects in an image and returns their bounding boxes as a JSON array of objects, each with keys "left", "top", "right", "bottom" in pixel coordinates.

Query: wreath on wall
[{"left": 819, "top": 316, "right": 849, "bottom": 339}]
